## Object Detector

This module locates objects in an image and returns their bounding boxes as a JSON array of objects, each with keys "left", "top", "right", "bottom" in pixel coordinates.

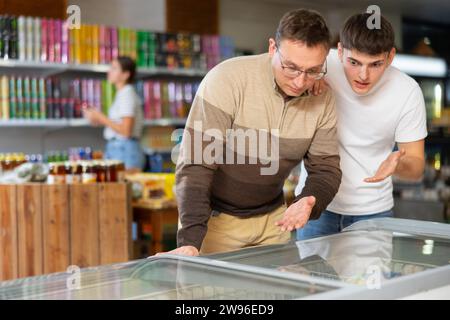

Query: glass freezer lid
[
  {"left": 0, "top": 255, "right": 343, "bottom": 300},
  {"left": 207, "top": 219, "right": 450, "bottom": 286}
]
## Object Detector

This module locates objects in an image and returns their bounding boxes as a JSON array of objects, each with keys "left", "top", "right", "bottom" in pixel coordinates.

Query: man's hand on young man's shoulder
[{"left": 309, "top": 78, "right": 329, "bottom": 96}]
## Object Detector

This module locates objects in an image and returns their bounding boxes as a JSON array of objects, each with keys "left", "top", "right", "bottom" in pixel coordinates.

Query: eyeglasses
[{"left": 277, "top": 47, "right": 327, "bottom": 80}]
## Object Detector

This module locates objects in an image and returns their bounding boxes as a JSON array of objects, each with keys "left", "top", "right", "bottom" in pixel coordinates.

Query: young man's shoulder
[{"left": 385, "top": 65, "right": 420, "bottom": 92}]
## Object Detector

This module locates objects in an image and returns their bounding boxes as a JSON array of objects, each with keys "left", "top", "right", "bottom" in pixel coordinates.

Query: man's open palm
[{"left": 364, "top": 149, "right": 406, "bottom": 183}]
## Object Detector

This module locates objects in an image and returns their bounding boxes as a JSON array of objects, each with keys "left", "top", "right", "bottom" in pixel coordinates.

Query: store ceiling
[{"left": 250, "top": 0, "right": 450, "bottom": 25}]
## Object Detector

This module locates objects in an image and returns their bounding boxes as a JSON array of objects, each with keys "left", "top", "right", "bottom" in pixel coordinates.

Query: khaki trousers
[{"left": 199, "top": 205, "right": 291, "bottom": 255}]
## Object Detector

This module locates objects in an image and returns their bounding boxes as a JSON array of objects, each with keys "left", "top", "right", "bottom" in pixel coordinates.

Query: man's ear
[
  {"left": 268, "top": 38, "right": 277, "bottom": 57},
  {"left": 337, "top": 42, "right": 344, "bottom": 62},
  {"left": 387, "top": 47, "right": 396, "bottom": 66}
]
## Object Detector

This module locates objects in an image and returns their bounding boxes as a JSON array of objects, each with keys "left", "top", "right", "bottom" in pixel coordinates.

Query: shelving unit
[
  {"left": 0, "top": 59, "right": 198, "bottom": 128},
  {"left": 0, "top": 59, "right": 207, "bottom": 77},
  {"left": 0, "top": 118, "right": 187, "bottom": 128},
  {"left": 0, "top": 59, "right": 207, "bottom": 95}
]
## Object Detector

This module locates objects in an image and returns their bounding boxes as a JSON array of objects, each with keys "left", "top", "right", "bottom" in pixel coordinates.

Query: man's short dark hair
[
  {"left": 340, "top": 13, "right": 395, "bottom": 55},
  {"left": 276, "top": 9, "right": 331, "bottom": 49}
]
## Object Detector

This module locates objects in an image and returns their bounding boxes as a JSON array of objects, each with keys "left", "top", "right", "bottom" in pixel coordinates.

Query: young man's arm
[
  {"left": 364, "top": 140, "right": 425, "bottom": 183},
  {"left": 395, "top": 140, "right": 425, "bottom": 180},
  {"left": 276, "top": 91, "right": 342, "bottom": 231},
  {"left": 365, "top": 85, "right": 427, "bottom": 183}
]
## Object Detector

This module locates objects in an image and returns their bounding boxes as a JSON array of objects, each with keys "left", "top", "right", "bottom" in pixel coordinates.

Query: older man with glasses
[{"left": 160, "top": 9, "right": 342, "bottom": 257}]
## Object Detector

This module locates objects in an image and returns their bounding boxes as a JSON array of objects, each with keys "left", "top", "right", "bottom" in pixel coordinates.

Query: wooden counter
[{"left": 0, "top": 183, "right": 132, "bottom": 281}]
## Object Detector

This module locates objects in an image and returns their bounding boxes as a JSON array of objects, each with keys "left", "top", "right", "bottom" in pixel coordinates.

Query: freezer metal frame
[
  {"left": 0, "top": 218, "right": 449, "bottom": 299},
  {"left": 204, "top": 218, "right": 450, "bottom": 299}
]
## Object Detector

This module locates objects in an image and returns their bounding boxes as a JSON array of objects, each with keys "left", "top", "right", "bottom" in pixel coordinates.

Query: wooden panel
[
  {"left": 99, "top": 183, "right": 131, "bottom": 264},
  {"left": 0, "top": 0, "right": 68, "bottom": 19},
  {"left": 70, "top": 184, "right": 99, "bottom": 268},
  {"left": 42, "top": 185, "right": 70, "bottom": 274},
  {"left": 0, "top": 185, "right": 18, "bottom": 281},
  {"left": 17, "top": 184, "right": 43, "bottom": 278},
  {"left": 166, "top": 0, "right": 219, "bottom": 34}
]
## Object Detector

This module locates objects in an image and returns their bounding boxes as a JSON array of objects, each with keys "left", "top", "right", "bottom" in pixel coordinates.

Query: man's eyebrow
[
  {"left": 306, "top": 63, "right": 325, "bottom": 70},
  {"left": 284, "top": 58, "right": 301, "bottom": 69},
  {"left": 285, "top": 59, "right": 323, "bottom": 70},
  {"left": 347, "top": 57, "right": 361, "bottom": 64},
  {"left": 348, "top": 57, "right": 384, "bottom": 65}
]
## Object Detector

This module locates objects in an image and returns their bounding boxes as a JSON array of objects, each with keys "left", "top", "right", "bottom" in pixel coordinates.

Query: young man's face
[
  {"left": 338, "top": 43, "right": 396, "bottom": 95},
  {"left": 269, "top": 39, "right": 328, "bottom": 97}
]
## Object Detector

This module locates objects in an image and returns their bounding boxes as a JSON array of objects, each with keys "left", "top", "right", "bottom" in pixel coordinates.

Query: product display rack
[
  {"left": 0, "top": 118, "right": 187, "bottom": 128},
  {"left": 0, "top": 60, "right": 199, "bottom": 128},
  {"left": 0, "top": 59, "right": 207, "bottom": 77}
]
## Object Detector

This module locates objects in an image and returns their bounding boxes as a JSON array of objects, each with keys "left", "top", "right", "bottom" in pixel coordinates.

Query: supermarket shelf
[
  {"left": 0, "top": 119, "right": 76, "bottom": 127},
  {"left": 0, "top": 118, "right": 187, "bottom": 128},
  {"left": 144, "top": 118, "right": 187, "bottom": 126},
  {"left": 0, "top": 59, "right": 207, "bottom": 77},
  {"left": 143, "top": 147, "right": 175, "bottom": 154}
]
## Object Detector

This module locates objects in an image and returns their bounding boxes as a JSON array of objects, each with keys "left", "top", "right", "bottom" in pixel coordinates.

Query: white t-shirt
[
  {"left": 104, "top": 84, "right": 144, "bottom": 140},
  {"left": 296, "top": 50, "right": 427, "bottom": 215}
]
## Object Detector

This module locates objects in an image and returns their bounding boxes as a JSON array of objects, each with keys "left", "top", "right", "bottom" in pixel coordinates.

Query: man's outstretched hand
[
  {"left": 275, "top": 196, "right": 316, "bottom": 232},
  {"left": 155, "top": 245, "right": 199, "bottom": 257},
  {"left": 364, "top": 149, "right": 406, "bottom": 183}
]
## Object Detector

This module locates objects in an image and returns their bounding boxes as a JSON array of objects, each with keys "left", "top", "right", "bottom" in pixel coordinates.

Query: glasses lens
[
  {"left": 309, "top": 72, "right": 325, "bottom": 80},
  {"left": 284, "top": 68, "right": 299, "bottom": 77}
]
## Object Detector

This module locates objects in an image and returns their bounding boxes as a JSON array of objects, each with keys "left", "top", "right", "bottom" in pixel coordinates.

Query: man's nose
[
  {"left": 293, "top": 72, "right": 307, "bottom": 88},
  {"left": 359, "top": 66, "right": 369, "bottom": 81}
]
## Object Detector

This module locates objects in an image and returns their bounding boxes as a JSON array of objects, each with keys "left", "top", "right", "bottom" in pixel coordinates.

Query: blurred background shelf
[
  {"left": 0, "top": 60, "right": 207, "bottom": 77},
  {"left": 0, "top": 118, "right": 187, "bottom": 128}
]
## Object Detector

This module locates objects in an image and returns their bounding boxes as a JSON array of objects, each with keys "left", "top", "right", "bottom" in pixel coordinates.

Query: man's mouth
[
  {"left": 354, "top": 80, "right": 370, "bottom": 89},
  {"left": 289, "top": 86, "right": 303, "bottom": 95}
]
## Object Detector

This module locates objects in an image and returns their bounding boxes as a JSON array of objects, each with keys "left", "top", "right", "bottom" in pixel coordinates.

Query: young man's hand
[
  {"left": 364, "top": 149, "right": 406, "bottom": 183},
  {"left": 309, "top": 78, "right": 329, "bottom": 96},
  {"left": 155, "top": 245, "right": 199, "bottom": 257},
  {"left": 275, "top": 196, "right": 316, "bottom": 232}
]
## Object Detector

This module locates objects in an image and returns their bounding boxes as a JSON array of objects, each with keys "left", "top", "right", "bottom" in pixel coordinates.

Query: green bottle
[
  {"left": 38, "top": 78, "right": 46, "bottom": 119},
  {"left": 31, "top": 78, "right": 39, "bottom": 119},
  {"left": 9, "top": 77, "right": 16, "bottom": 119},
  {"left": 16, "top": 76, "right": 23, "bottom": 118},
  {"left": 137, "top": 31, "right": 146, "bottom": 67},
  {"left": 9, "top": 16, "right": 18, "bottom": 60},
  {"left": 148, "top": 32, "right": 156, "bottom": 67},
  {"left": 0, "top": 16, "right": 5, "bottom": 58},
  {"left": 23, "top": 77, "right": 31, "bottom": 119}
]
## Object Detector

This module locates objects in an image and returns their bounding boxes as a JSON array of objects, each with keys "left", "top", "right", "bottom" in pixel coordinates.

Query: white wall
[
  {"left": 68, "top": 0, "right": 165, "bottom": 31},
  {"left": 220, "top": 0, "right": 402, "bottom": 54},
  {"left": 0, "top": 127, "right": 105, "bottom": 154}
]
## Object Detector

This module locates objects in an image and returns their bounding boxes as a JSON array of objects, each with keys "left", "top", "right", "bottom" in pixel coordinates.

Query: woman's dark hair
[{"left": 116, "top": 56, "right": 136, "bottom": 84}]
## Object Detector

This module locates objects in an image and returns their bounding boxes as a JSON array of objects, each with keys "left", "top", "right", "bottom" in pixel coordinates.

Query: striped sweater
[{"left": 176, "top": 53, "right": 341, "bottom": 249}]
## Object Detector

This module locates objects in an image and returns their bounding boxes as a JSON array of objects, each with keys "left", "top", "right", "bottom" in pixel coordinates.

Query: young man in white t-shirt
[{"left": 295, "top": 13, "right": 427, "bottom": 239}]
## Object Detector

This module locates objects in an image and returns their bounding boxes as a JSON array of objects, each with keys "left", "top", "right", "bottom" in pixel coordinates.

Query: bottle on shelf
[{"left": 47, "top": 162, "right": 66, "bottom": 184}]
